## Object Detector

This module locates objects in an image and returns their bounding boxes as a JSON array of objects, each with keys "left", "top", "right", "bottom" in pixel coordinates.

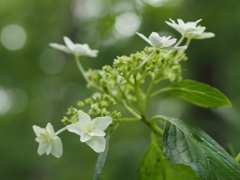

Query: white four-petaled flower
[
  {"left": 67, "top": 110, "right": 112, "bottom": 153},
  {"left": 165, "top": 19, "right": 215, "bottom": 39},
  {"left": 49, "top": 36, "right": 99, "bottom": 57},
  {"left": 33, "top": 123, "right": 63, "bottom": 158},
  {"left": 136, "top": 32, "right": 187, "bottom": 50}
]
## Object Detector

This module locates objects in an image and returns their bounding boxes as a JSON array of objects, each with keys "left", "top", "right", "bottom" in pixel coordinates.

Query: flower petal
[
  {"left": 49, "top": 43, "right": 71, "bottom": 54},
  {"left": 33, "top": 125, "right": 45, "bottom": 136},
  {"left": 67, "top": 123, "right": 82, "bottom": 136},
  {"left": 80, "top": 132, "right": 92, "bottom": 142},
  {"left": 37, "top": 141, "right": 49, "bottom": 155},
  {"left": 136, "top": 32, "right": 153, "bottom": 46},
  {"left": 63, "top": 36, "right": 75, "bottom": 51},
  {"left": 166, "top": 45, "right": 188, "bottom": 50},
  {"left": 46, "top": 123, "right": 55, "bottom": 137},
  {"left": 89, "top": 129, "right": 106, "bottom": 137},
  {"left": 161, "top": 37, "right": 177, "bottom": 47},
  {"left": 78, "top": 110, "right": 91, "bottom": 124},
  {"left": 149, "top": 32, "right": 163, "bottom": 47},
  {"left": 85, "top": 136, "right": 106, "bottom": 153},
  {"left": 51, "top": 136, "right": 63, "bottom": 158},
  {"left": 191, "top": 32, "right": 215, "bottom": 39},
  {"left": 91, "top": 116, "right": 112, "bottom": 131}
]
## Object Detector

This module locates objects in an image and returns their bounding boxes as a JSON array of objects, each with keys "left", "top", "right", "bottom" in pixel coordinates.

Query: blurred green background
[{"left": 1, "top": 0, "right": 240, "bottom": 179}]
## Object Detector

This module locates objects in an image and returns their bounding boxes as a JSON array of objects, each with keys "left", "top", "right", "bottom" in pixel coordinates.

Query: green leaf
[
  {"left": 166, "top": 80, "right": 231, "bottom": 108},
  {"left": 138, "top": 133, "right": 199, "bottom": 180},
  {"left": 93, "top": 134, "right": 110, "bottom": 180},
  {"left": 163, "top": 117, "right": 240, "bottom": 180}
]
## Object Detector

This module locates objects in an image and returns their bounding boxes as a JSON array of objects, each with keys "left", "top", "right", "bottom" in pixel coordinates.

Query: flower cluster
[{"left": 33, "top": 19, "right": 215, "bottom": 159}]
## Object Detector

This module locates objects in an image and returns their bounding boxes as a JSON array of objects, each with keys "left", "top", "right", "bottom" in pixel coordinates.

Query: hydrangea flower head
[
  {"left": 67, "top": 110, "right": 112, "bottom": 153},
  {"left": 49, "top": 36, "right": 99, "bottom": 57},
  {"left": 33, "top": 123, "right": 63, "bottom": 158},
  {"left": 166, "top": 19, "right": 215, "bottom": 39},
  {"left": 136, "top": 32, "right": 187, "bottom": 50}
]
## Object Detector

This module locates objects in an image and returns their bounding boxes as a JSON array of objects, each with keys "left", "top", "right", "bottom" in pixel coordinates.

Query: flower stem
[
  {"left": 75, "top": 56, "right": 90, "bottom": 83},
  {"left": 136, "top": 50, "right": 156, "bottom": 70},
  {"left": 55, "top": 126, "right": 68, "bottom": 136},
  {"left": 175, "top": 35, "right": 185, "bottom": 47}
]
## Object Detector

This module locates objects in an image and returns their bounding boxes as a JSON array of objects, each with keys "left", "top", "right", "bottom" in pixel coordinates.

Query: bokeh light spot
[
  {"left": 0, "top": 87, "right": 12, "bottom": 115},
  {"left": 114, "top": 12, "right": 141, "bottom": 37},
  {"left": 0, "top": 24, "right": 27, "bottom": 51},
  {"left": 39, "top": 49, "right": 66, "bottom": 74}
]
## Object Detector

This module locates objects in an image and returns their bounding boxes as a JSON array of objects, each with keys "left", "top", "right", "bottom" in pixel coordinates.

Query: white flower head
[
  {"left": 67, "top": 110, "right": 112, "bottom": 153},
  {"left": 166, "top": 19, "right": 215, "bottom": 39},
  {"left": 136, "top": 32, "right": 187, "bottom": 50},
  {"left": 33, "top": 123, "right": 63, "bottom": 158},
  {"left": 49, "top": 36, "right": 99, "bottom": 57}
]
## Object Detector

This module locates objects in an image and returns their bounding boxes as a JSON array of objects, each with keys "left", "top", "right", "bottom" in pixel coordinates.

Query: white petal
[
  {"left": 191, "top": 32, "right": 215, "bottom": 39},
  {"left": 49, "top": 43, "right": 71, "bottom": 54},
  {"left": 166, "top": 45, "right": 188, "bottom": 50},
  {"left": 149, "top": 32, "right": 163, "bottom": 47},
  {"left": 67, "top": 123, "right": 82, "bottom": 135},
  {"left": 63, "top": 36, "right": 75, "bottom": 51},
  {"left": 80, "top": 132, "right": 92, "bottom": 142},
  {"left": 195, "top": 19, "right": 202, "bottom": 24},
  {"left": 51, "top": 136, "right": 63, "bottom": 158},
  {"left": 78, "top": 110, "right": 91, "bottom": 124},
  {"left": 74, "top": 44, "right": 89, "bottom": 55},
  {"left": 162, "top": 38, "right": 177, "bottom": 47},
  {"left": 37, "top": 141, "right": 49, "bottom": 155},
  {"left": 85, "top": 136, "right": 106, "bottom": 153},
  {"left": 46, "top": 123, "right": 55, "bottom": 137},
  {"left": 33, "top": 125, "right": 45, "bottom": 136},
  {"left": 89, "top": 129, "right": 106, "bottom": 137},
  {"left": 136, "top": 32, "right": 153, "bottom": 46},
  {"left": 90, "top": 116, "right": 112, "bottom": 131}
]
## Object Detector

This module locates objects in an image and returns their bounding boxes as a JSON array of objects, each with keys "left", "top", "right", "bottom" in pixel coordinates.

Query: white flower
[
  {"left": 49, "top": 36, "right": 99, "bottom": 57},
  {"left": 136, "top": 32, "right": 187, "bottom": 50},
  {"left": 33, "top": 123, "right": 63, "bottom": 158},
  {"left": 165, "top": 19, "right": 215, "bottom": 39},
  {"left": 67, "top": 110, "right": 112, "bottom": 153}
]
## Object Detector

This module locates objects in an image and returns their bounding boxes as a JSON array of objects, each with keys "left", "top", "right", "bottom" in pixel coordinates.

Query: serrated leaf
[
  {"left": 93, "top": 134, "right": 110, "bottom": 180},
  {"left": 163, "top": 117, "right": 240, "bottom": 180},
  {"left": 138, "top": 133, "right": 199, "bottom": 180},
  {"left": 166, "top": 80, "right": 231, "bottom": 108}
]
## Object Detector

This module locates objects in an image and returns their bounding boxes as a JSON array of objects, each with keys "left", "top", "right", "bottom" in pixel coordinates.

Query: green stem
[
  {"left": 113, "top": 117, "right": 141, "bottom": 122},
  {"left": 150, "top": 115, "right": 166, "bottom": 122},
  {"left": 235, "top": 153, "right": 240, "bottom": 163},
  {"left": 143, "top": 74, "right": 156, "bottom": 114},
  {"left": 122, "top": 100, "right": 141, "bottom": 119},
  {"left": 136, "top": 50, "right": 156, "bottom": 70},
  {"left": 55, "top": 126, "right": 68, "bottom": 136},
  {"left": 175, "top": 35, "right": 185, "bottom": 47},
  {"left": 75, "top": 56, "right": 90, "bottom": 83},
  {"left": 150, "top": 87, "right": 171, "bottom": 98}
]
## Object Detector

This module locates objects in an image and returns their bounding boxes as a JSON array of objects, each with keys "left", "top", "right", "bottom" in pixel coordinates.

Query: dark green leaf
[
  {"left": 163, "top": 117, "right": 240, "bottom": 180},
  {"left": 93, "top": 134, "right": 110, "bottom": 180},
  {"left": 138, "top": 133, "right": 199, "bottom": 180},
  {"left": 166, "top": 80, "right": 231, "bottom": 108}
]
